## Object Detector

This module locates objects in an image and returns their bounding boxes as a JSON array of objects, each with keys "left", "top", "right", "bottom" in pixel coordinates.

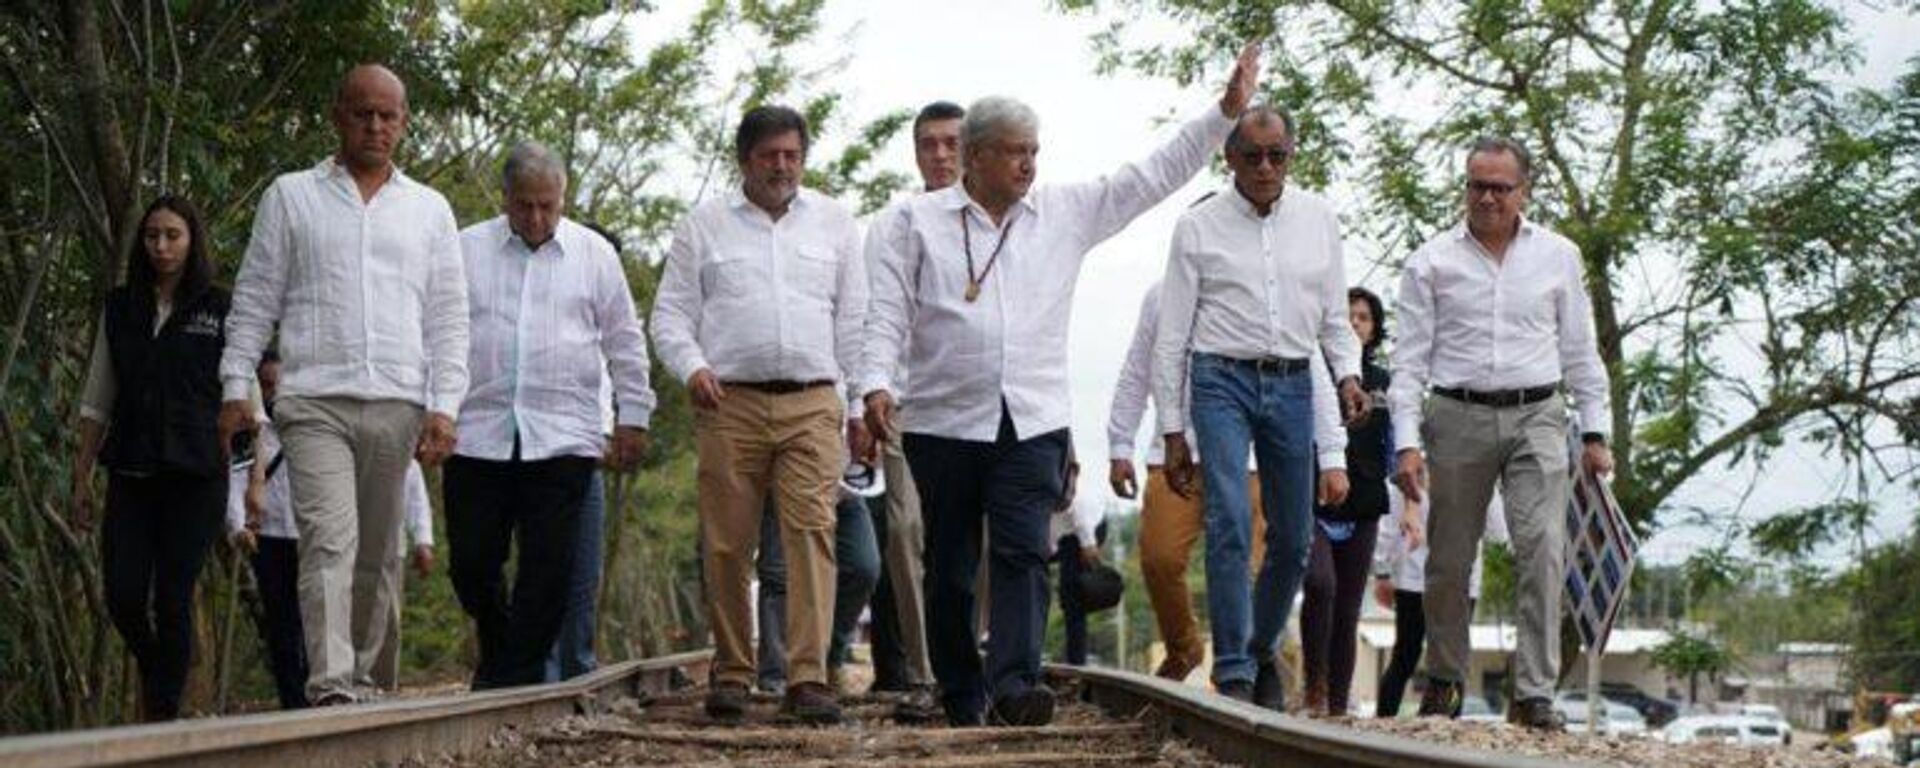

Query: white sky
[{"left": 645, "top": 0, "right": 1920, "bottom": 566}]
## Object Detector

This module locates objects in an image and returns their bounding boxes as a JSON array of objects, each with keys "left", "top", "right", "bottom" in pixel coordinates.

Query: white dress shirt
[
  {"left": 1373, "top": 486, "right": 1508, "bottom": 597},
  {"left": 1152, "top": 187, "right": 1361, "bottom": 440},
  {"left": 455, "top": 216, "right": 655, "bottom": 461},
  {"left": 226, "top": 420, "right": 433, "bottom": 547},
  {"left": 861, "top": 105, "right": 1234, "bottom": 442},
  {"left": 651, "top": 188, "right": 866, "bottom": 406},
  {"left": 220, "top": 158, "right": 469, "bottom": 416},
  {"left": 1387, "top": 220, "right": 1611, "bottom": 451}
]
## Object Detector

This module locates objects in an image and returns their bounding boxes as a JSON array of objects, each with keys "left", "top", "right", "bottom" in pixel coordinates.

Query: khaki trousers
[
  {"left": 697, "top": 386, "right": 842, "bottom": 688},
  {"left": 1422, "top": 393, "right": 1570, "bottom": 700},
  {"left": 878, "top": 434, "right": 934, "bottom": 686},
  {"left": 1138, "top": 467, "right": 1266, "bottom": 665},
  {"left": 275, "top": 395, "right": 423, "bottom": 701}
]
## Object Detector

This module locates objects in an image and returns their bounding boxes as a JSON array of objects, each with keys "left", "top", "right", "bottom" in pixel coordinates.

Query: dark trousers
[
  {"left": 250, "top": 535, "right": 309, "bottom": 709},
  {"left": 1375, "top": 590, "right": 1476, "bottom": 717},
  {"left": 444, "top": 454, "right": 594, "bottom": 689},
  {"left": 1052, "top": 521, "right": 1109, "bottom": 666},
  {"left": 1299, "top": 517, "right": 1379, "bottom": 712},
  {"left": 905, "top": 407, "right": 1068, "bottom": 722},
  {"left": 101, "top": 470, "right": 225, "bottom": 720},
  {"left": 867, "top": 497, "right": 908, "bottom": 691}
]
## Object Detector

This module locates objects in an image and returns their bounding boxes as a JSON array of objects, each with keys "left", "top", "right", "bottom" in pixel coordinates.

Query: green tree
[
  {"left": 0, "top": 0, "right": 907, "bottom": 733},
  {"left": 1846, "top": 523, "right": 1920, "bottom": 692},
  {"left": 1055, "top": 0, "right": 1920, "bottom": 532},
  {"left": 1650, "top": 630, "right": 1734, "bottom": 703}
]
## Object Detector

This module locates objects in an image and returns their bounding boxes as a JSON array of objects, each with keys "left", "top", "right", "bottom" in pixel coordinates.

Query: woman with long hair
[
  {"left": 70, "top": 195, "right": 233, "bottom": 721},
  {"left": 1298, "top": 286, "right": 1395, "bottom": 716}
]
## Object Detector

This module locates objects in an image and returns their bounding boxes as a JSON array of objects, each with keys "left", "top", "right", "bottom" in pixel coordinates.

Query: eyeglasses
[
  {"left": 1466, "top": 180, "right": 1520, "bottom": 197},
  {"left": 1236, "top": 147, "right": 1293, "bottom": 168}
]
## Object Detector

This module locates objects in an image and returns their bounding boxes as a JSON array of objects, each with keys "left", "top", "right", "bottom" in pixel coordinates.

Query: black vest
[{"left": 99, "top": 285, "right": 230, "bottom": 477}]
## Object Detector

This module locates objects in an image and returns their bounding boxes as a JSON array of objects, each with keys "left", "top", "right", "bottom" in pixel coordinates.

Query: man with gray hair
[
  {"left": 219, "top": 64, "right": 468, "bottom": 705},
  {"left": 1390, "top": 136, "right": 1612, "bottom": 730},
  {"left": 862, "top": 45, "right": 1262, "bottom": 727},
  {"left": 447, "top": 140, "right": 654, "bottom": 689}
]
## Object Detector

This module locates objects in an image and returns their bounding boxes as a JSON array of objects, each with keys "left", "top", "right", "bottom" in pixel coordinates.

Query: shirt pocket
[
  {"left": 792, "top": 245, "right": 840, "bottom": 299},
  {"left": 701, "top": 252, "right": 759, "bottom": 299}
]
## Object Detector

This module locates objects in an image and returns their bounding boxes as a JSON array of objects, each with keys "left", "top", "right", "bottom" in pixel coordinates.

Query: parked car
[
  {"left": 1663, "top": 715, "right": 1789, "bottom": 747},
  {"left": 1459, "top": 695, "right": 1505, "bottom": 724},
  {"left": 1556, "top": 692, "right": 1648, "bottom": 736},
  {"left": 1602, "top": 682, "right": 1681, "bottom": 726},
  {"left": 1738, "top": 704, "right": 1792, "bottom": 745}
]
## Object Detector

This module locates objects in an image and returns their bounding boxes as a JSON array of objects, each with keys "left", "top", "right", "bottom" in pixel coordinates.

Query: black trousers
[
  {"left": 1300, "top": 517, "right": 1379, "bottom": 712},
  {"left": 1376, "top": 589, "right": 1475, "bottom": 717},
  {"left": 1052, "top": 521, "right": 1109, "bottom": 666},
  {"left": 249, "top": 535, "right": 308, "bottom": 709},
  {"left": 101, "top": 470, "right": 225, "bottom": 720},
  {"left": 866, "top": 496, "right": 909, "bottom": 691},
  {"left": 905, "top": 407, "right": 1069, "bottom": 723},
  {"left": 445, "top": 454, "right": 595, "bottom": 689}
]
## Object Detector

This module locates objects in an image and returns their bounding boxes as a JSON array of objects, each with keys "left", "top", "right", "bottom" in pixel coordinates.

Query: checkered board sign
[{"left": 1562, "top": 463, "right": 1637, "bottom": 653}]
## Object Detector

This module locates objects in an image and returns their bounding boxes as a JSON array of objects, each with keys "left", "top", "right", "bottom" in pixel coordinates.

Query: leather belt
[
  {"left": 724, "top": 379, "right": 834, "bottom": 395},
  {"left": 1218, "top": 355, "right": 1310, "bottom": 375},
  {"left": 1433, "top": 384, "right": 1558, "bottom": 408}
]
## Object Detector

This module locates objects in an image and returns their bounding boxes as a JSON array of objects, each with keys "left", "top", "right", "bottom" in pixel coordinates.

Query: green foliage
[
  {"left": 1055, "top": 0, "right": 1920, "bottom": 539},
  {"left": 1848, "top": 522, "right": 1920, "bottom": 692},
  {"left": 1650, "top": 630, "right": 1734, "bottom": 702}
]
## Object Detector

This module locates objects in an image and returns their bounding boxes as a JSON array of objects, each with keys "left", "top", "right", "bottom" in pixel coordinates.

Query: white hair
[
  {"left": 501, "top": 140, "right": 567, "bottom": 193},
  {"left": 961, "top": 96, "right": 1038, "bottom": 160}
]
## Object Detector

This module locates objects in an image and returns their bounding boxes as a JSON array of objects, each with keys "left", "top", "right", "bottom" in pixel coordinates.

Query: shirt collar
[
  {"left": 1452, "top": 216, "right": 1538, "bottom": 243},
  {"left": 730, "top": 186, "right": 808, "bottom": 216},
  {"left": 941, "top": 184, "right": 1040, "bottom": 221},
  {"left": 500, "top": 217, "right": 569, "bottom": 257},
  {"left": 317, "top": 156, "right": 412, "bottom": 190},
  {"left": 1220, "top": 184, "right": 1289, "bottom": 220}
]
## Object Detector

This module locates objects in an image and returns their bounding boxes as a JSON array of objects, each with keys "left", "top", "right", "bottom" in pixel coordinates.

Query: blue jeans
[
  {"left": 755, "top": 492, "right": 881, "bottom": 689},
  {"left": 1190, "top": 353, "right": 1316, "bottom": 685},
  {"left": 544, "top": 470, "right": 604, "bottom": 682}
]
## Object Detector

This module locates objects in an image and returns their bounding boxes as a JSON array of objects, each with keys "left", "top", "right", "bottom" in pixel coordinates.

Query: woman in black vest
[
  {"left": 69, "top": 195, "right": 230, "bottom": 722},
  {"left": 1297, "top": 287, "right": 1395, "bottom": 716}
]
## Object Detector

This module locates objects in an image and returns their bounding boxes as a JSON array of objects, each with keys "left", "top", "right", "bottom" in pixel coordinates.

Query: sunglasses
[
  {"left": 1466, "top": 180, "right": 1520, "bottom": 197},
  {"left": 1236, "top": 147, "right": 1294, "bottom": 168}
]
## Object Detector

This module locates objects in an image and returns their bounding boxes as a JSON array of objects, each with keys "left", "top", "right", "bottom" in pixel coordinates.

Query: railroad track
[{"left": 0, "top": 650, "right": 1591, "bottom": 767}]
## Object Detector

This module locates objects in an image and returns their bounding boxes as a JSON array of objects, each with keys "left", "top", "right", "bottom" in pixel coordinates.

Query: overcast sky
[{"left": 641, "top": 1, "right": 1920, "bottom": 566}]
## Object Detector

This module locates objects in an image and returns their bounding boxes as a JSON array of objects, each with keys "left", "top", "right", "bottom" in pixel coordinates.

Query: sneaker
[
  {"left": 892, "top": 685, "right": 940, "bottom": 724},
  {"left": 990, "top": 685, "right": 1056, "bottom": 726},
  {"left": 1154, "top": 647, "right": 1204, "bottom": 682},
  {"left": 1216, "top": 679, "right": 1254, "bottom": 703},
  {"left": 705, "top": 681, "right": 749, "bottom": 720},
  {"left": 1418, "top": 678, "right": 1463, "bottom": 718},
  {"left": 1512, "top": 697, "right": 1565, "bottom": 732},
  {"left": 1253, "top": 659, "right": 1285, "bottom": 712},
  {"left": 783, "top": 681, "right": 843, "bottom": 725}
]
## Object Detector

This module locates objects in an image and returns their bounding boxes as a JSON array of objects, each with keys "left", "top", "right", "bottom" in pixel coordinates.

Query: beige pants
[
  {"left": 1138, "top": 468, "right": 1266, "bottom": 665},
  {"left": 275, "top": 395, "right": 423, "bottom": 702},
  {"left": 697, "top": 386, "right": 842, "bottom": 688},
  {"left": 878, "top": 434, "right": 934, "bottom": 686}
]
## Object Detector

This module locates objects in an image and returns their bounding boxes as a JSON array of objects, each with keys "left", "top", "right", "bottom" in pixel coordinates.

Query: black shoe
[
  {"left": 312, "top": 691, "right": 355, "bottom": 708},
  {"left": 1216, "top": 679, "right": 1254, "bottom": 703},
  {"left": 893, "top": 685, "right": 939, "bottom": 724},
  {"left": 1512, "top": 697, "right": 1565, "bottom": 731},
  {"left": 990, "top": 685, "right": 1056, "bottom": 726},
  {"left": 1253, "top": 660, "right": 1285, "bottom": 712},
  {"left": 783, "top": 681, "right": 844, "bottom": 725},
  {"left": 1418, "top": 679, "right": 1463, "bottom": 718},
  {"left": 705, "top": 681, "right": 749, "bottom": 720}
]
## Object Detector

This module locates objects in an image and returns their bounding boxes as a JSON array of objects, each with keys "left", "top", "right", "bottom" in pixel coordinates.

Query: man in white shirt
[
  {"left": 1388, "top": 137, "right": 1613, "bottom": 730},
  {"left": 1152, "top": 105, "right": 1364, "bottom": 710},
  {"left": 1107, "top": 278, "right": 1271, "bottom": 683},
  {"left": 449, "top": 141, "right": 653, "bottom": 690},
  {"left": 217, "top": 64, "right": 469, "bottom": 706},
  {"left": 651, "top": 105, "right": 867, "bottom": 725},
  {"left": 861, "top": 45, "right": 1260, "bottom": 727},
  {"left": 862, "top": 100, "right": 964, "bottom": 722}
]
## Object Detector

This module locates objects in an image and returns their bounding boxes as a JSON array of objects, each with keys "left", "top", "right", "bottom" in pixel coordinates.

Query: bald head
[{"left": 331, "top": 64, "right": 409, "bottom": 176}]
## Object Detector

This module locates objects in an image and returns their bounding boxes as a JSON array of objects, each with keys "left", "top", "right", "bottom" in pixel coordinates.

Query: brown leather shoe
[
  {"left": 1154, "top": 646, "right": 1204, "bottom": 681},
  {"left": 705, "top": 681, "right": 749, "bottom": 720},
  {"left": 783, "top": 681, "right": 843, "bottom": 725}
]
